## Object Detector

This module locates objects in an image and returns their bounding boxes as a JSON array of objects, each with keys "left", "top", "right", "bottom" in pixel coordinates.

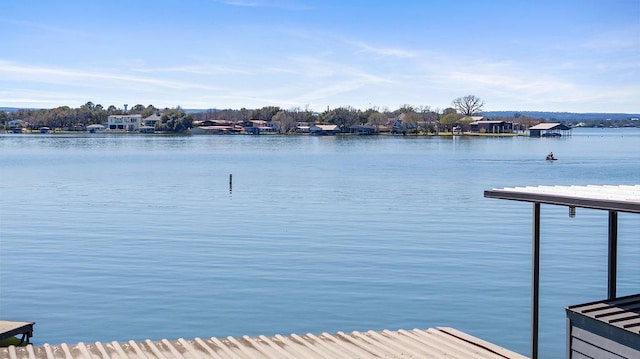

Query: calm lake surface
[{"left": 1, "top": 128, "right": 639, "bottom": 358}]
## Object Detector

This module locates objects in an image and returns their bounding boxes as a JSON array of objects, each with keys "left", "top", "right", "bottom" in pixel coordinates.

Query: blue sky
[{"left": 1, "top": 0, "right": 639, "bottom": 113}]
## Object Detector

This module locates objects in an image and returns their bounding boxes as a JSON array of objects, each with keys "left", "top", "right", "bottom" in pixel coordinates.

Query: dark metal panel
[
  {"left": 567, "top": 295, "right": 640, "bottom": 353},
  {"left": 569, "top": 350, "right": 593, "bottom": 359},
  {"left": 567, "top": 317, "right": 572, "bottom": 359},
  {"left": 570, "top": 337, "right": 622, "bottom": 359},
  {"left": 569, "top": 295, "right": 640, "bottom": 333},
  {"left": 570, "top": 325, "right": 640, "bottom": 359}
]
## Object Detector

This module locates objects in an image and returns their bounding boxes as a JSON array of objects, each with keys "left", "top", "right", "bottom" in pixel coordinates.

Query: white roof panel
[
  {"left": 484, "top": 184, "right": 640, "bottom": 213},
  {"left": 528, "top": 123, "right": 564, "bottom": 130}
]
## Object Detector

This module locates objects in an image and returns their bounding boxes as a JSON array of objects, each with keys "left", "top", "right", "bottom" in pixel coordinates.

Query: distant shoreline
[{"left": 0, "top": 129, "right": 532, "bottom": 137}]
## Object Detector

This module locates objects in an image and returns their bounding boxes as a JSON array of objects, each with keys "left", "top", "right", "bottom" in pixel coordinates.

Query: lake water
[{"left": 0, "top": 128, "right": 638, "bottom": 358}]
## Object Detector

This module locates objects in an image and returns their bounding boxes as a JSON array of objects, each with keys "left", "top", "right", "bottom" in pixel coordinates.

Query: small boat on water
[{"left": 546, "top": 152, "right": 557, "bottom": 161}]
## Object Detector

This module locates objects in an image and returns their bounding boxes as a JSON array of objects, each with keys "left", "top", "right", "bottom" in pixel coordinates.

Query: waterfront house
[
  {"left": 107, "top": 115, "right": 142, "bottom": 131},
  {"left": 86, "top": 124, "right": 106, "bottom": 133},
  {"left": 295, "top": 124, "right": 311, "bottom": 134},
  {"left": 191, "top": 119, "right": 241, "bottom": 135},
  {"left": 8, "top": 119, "right": 25, "bottom": 128},
  {"left": 8, "top": 119, "right": 26, "bottom": 133},
  {"left": 469, "top": 119, "right": 513, "bottom": 133},
  {"left": 528, "top": 123, "right": 571, "bottom": 137},
  {"left": 143, "top": 112, "right": 161, "bottom": 127},
  {"left": 391, "top": 117, "right": 417, "bottom": 134},
  {"left": 463, "top": 115, "right": 486, "bottom": 122},
  {"left": 66, "top": 123, "right": 86, "bottom": 131},
  {"left": 138, "top": 126, "right": 155, "bottom": 134},
  {"left": 137, "top": 112, "right": 159, "bottom": 133},
  {"left": 309, "top": 124, "right": 340, "bottom": 135},
  {"left": 378, "top": 124, "right": 391, "bottom": 133},
  {"left": 241, "top": 119, "right": 278, "bottom": 134},
  {"left": 349, "top": 124, "right": 377, "bottom": 135}
]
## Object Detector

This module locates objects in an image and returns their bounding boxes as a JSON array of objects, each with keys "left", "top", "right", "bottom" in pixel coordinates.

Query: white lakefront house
[{"left": 107, "top": 115, "right": 142, "bottom": 131}]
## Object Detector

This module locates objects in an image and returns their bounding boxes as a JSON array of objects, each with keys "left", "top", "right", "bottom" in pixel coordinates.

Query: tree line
[{"left": 1, "top": 95, "right": 546, "bottom": 133}]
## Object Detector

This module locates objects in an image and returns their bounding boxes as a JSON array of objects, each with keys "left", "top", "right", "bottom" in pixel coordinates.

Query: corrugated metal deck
[{"left": 0, "top": 327, "right": 528, "bottom": 359}]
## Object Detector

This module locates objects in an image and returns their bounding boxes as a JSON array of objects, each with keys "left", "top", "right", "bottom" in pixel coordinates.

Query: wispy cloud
[
  {"left": 285, "top": 54, "right": 394, "bottom": 85},
  {"left": 0, "top": 60, "right": 215, "bottom": 91},
  {"left": 132, "top": 64, "right": 253, "bottom": 76},
  {"left": 580, "top": 25, "right": 640, "bottom": 52},
  {"left": 220, "top": 0, "right": 312, "bottom": 10},
  {"left": 0, "top": 18, "right": 78, "bottom": 36},
  {"left": 0, "top": 88, "right": 104, "bottom": 107},
  {"left": 351, "top": 41, "right": 417, "bottom": 58},
  {"left": 446, "top": 61, "right": 573, "bottom": 94},
  {"left": 428, "top": 55, "right": 640, "bottom": 112}
]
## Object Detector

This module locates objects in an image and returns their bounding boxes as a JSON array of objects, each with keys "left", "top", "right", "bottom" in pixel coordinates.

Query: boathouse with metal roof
[
  {"left": 528, "top": 123, "right": 571, "bottom": 137},
  {"left": 485, "top": 184, "right": 640, "bottom": 359}
]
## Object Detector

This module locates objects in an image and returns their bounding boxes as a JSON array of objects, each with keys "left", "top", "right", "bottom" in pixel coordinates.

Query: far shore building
[
  {"left": 295, "top": 125, "right": 310, "bottom": 134},
  {"left": 191, "top": 119, "right": 242, "bottom": 135},
  {"left": 528, "top": 122, "right": 572, "bottom": 137},
  {"left": 309, "top": 124, "right": 341, "bottom": 135},
  {"left": 391, "top": 117, "right": 418, "bottom": 134},
  {"left": 349, "top": 124, "right": 377, "bottom": 135},
  {"left": 464, "top": 115, "right": 486, "bottom": 122},
  {"left": 107, "top": 115, "right": 142, "bottom": 131},
  {"left": 241, "top": 119, "right": 278, "bottom": 135},
  {"left": 8, "top": 119, "right": 27, "bottom": 133},
  {"left": 468, "top": 117, "right": 514, "bottom": 134},
  {"left": 86, "top": 124, "right": 106, "bottom": 133},
  {"left": 141, "top": 112, "right": 161, "bottom": 133}
]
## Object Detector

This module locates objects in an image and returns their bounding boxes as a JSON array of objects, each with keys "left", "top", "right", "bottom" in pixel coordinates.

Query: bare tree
[
  {"left": 452, "top": 95, "right": 484, "bottom": 115},
  {"left": 273, "top": 110, "right": 296, "bottom": 134},
  {"left": 367, "top": 112, "right": 387, "bottom": 130}
]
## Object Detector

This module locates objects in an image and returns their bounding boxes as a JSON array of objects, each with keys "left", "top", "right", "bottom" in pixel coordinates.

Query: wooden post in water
[{"left": 229, "top": 174, "right": 233, "bottom": 193}]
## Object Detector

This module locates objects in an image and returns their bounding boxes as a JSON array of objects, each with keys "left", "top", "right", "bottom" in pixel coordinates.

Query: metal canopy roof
[
  {"left": 528, "top": 123, "right": 571, "bottom": 130},
  {"left": 484, "top": 183, "right": 640, "bottom": 359},
  {"left": 484, "top": 184, "right": 640, "bottom": 213}
]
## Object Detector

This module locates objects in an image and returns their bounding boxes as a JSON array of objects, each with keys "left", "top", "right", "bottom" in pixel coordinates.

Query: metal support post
[
  {"left": 608, "top": 210, "right": 618, "bottom": 300},
  {"left": 532, "top": 203, "right": 540, "bottom": 359}
]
